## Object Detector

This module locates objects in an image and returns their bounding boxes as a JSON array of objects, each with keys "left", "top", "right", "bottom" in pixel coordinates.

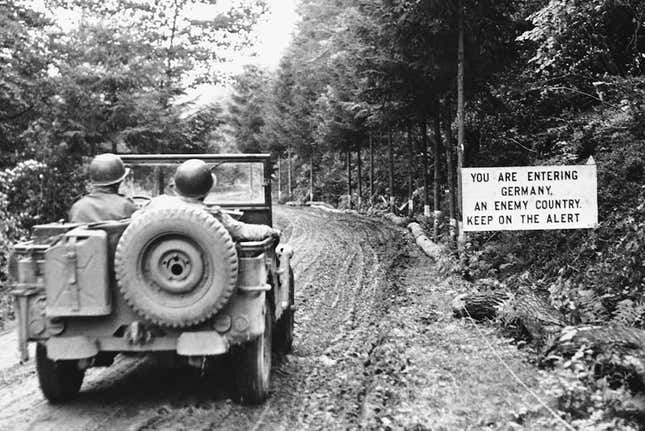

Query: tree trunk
[
  {"left": 407, "top": 122, "right": 414, "bottom": 217},
  {"left": 452, "top": 291, "right": 510, "bottom": 321},
  {"left": 369, "top": 133, "right": 374, "bottom": 205},
  {"left": 166, "top": 0, "right": 180, "bottom": 87},
  {"left": 433, "top": 115, "right": 442, "bottom": 240},
  {"left": 357, "top": 141, "right": 362, "bottom": 208},
  {"left": 347, "top": 148, "right": 352, "bottom": 209},
  {"left": 388, "top": 128, "right": 394, "bottom": 213},
  {"left": 452, "top": 288, "right": 567, "bottom": 343},
  {"left": 277, "top": 155, "right": 282, "bottom": 202},
  {"left": 383, "top": 212, "right": 408, "bottom": 226},
  {"left": 287, "top": 146, "right": 292, "bottom": 196},
  {"left": 444, "top": 115, "right": 456, "bottom": 241},
  {"left": 309, "top": 153, "right": 314, "bottom": 201},
  {"left": 408, "top": 222, "right": 443, "bottom": 260},
  {"left": 421, "top": 120, "right": 430, "bottom": 218}
]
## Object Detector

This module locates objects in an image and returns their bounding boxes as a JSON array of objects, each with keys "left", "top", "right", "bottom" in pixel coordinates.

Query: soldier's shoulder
[{"left": 70, "top": 195, "right": 91, "bottom": 208}]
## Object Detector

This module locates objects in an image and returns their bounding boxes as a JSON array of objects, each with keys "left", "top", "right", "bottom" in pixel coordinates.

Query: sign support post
[{"left": 456, "top": 0, "right": 466, "bottom": 251}]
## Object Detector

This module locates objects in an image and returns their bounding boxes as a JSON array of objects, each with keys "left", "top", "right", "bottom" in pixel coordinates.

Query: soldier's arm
[
  {"left": 217, "top": 211, "right": 279, "bottom": 242},
  {"left": 123, "top": 197, "right": 138, "bottom": 218}
]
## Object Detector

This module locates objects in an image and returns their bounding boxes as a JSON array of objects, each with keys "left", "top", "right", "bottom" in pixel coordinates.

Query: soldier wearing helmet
[
  {"left": 143, "top": 159, "right": 279, "bottom": 241},
  {"left": 69, "top": 153, "right": 137, "bottom": 223}
]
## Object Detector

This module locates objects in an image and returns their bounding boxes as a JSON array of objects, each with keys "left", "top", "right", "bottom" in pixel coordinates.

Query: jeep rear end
[{"left": 8, "top": 154, "right": 295, "bottom": 405}]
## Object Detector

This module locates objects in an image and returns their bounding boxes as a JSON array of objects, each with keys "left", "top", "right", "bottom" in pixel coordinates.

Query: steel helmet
[
  {"left": 89, "top": 153, "right": 129, "bottom": 186},
  {"left": 174, "top": 159, "right": 214, "bottom": 198}
]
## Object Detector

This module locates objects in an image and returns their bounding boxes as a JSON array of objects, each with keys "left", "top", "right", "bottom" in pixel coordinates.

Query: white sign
[{"left": 461, "top": 160, "right": 597, "bottom": 231}]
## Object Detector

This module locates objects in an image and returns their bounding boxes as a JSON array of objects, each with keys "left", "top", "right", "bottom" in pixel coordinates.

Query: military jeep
[{"left": 8, "top": 154, "right": 294, "bottom": 405}]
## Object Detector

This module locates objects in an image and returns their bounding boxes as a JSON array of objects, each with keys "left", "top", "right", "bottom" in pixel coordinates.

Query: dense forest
[
  {"left": 235, "top": 0, "right": 645, "bottom": 339},
  {"left": 2, "top": 0, "right": 645, "bottom": 428}
]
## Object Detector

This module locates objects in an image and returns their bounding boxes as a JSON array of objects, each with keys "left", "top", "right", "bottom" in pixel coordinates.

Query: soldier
[
  {"left": 143, "top": 159, "right": 280, "bottom": 241},
  {"left": 69, "top": 153, "right": 137, "bottom": 223}
]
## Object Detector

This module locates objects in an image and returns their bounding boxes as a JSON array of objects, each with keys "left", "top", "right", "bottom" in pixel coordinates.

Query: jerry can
[{"left": 44, "top": 229, "right": 111, "bottom": 316}]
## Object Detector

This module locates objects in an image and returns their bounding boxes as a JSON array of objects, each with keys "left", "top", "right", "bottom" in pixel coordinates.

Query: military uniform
[
  {"left": 140, "top": 194, "right": 276, "bottom": 242},
  {"left": 69, "top": 188, "right": 137, "bottom": 223},
  {"left": 69, "top": 153, "right": 135, "bottom": 223}
]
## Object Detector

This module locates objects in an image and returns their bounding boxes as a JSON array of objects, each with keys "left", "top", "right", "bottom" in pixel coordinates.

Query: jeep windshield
[
  {"left": 119, "top": 154, "right": 274, "bottom": 225},
  {"left": 119, "top": 154, "right": 270, "bottom": 206}
]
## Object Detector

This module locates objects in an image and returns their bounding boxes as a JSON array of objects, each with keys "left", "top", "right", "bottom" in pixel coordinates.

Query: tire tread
[
  {"left": 36, "top": 343, "right": 84, "bottom": 403},
  {"left": 115, "top": 207, "right": 238, "bottom": 327}
]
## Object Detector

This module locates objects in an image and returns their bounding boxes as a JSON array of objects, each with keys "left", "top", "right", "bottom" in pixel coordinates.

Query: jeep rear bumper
[
  {"left": 20, "top": 290, "right": 266, "bottom": 362},
  {"left": 46, "top": 331, "right": 231, "bottom": 360}
]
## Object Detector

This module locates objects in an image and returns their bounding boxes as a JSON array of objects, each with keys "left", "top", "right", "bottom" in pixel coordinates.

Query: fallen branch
[
  {"left": 305, "top": 201, "right": 335, "bottom": 210},
  {"left": 451, "top": 291, "right": 510, "bottom": 320},
  {"left": 407, "top": 222, "right": 443, "bottom": 260},
  {"left": 383, "top": 212, "right": 408, "bottom": 226},
  {"left": 452, "top": 288, "right": 567, "bottom": 341},
  {"left": 306, "top": 201, "right": 343, "bottom": 213},
  {"left": 503, "top": 288, "right": 568, "bottom": 343}
]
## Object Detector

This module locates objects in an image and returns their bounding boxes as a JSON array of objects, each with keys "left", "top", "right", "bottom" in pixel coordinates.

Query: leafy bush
[
  {"left": 0, "top": 159, "right": 86, "bottom": 284},
  {"left": 548, "top": 355, "right": 644, "bottom": 430},
  {"left": 0, "top": 192, "right": 23, "bottom": 284},
  {"left": 0, "top": 159, "right": 86, "bottom": 229}
]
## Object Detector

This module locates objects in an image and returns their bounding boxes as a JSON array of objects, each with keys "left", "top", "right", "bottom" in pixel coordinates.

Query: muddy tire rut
[{"left": 0, "top": 206, "right": 413, "bottom": 431}]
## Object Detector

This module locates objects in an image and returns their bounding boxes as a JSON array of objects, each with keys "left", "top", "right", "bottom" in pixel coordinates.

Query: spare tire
[{"left": 115, "top": 207, "right": 238, "bottom": 327}]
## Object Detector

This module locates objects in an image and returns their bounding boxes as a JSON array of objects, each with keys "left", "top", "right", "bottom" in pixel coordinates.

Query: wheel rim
[
  {"left": 134, "top": 234, "right": 213, "bottom": 310},
  {"left": 144, "top": 237, "right": 204, "bottom": 294}
]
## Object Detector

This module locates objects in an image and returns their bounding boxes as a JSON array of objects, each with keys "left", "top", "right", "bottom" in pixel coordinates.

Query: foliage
[
  {"left": 0, "top": 0, "right": 268, "bottom": 281},
  {"left": 227, "top": 65, "right": 270, "bottom": 153},
  {"left": 0, "top": 159, "right": 86, "bottom": 284},
  {"left": 1, "top": 160, "right": 68, "bottom": 227},
  {"left": 0, "top": 0, "right": 266, "bottom": 193},
  {"left": 252, "top": 2, "right": 645, "bottom": 425},
  {"left": 44, "top": 0, "right": 268, "bottom": 86},
  {"left": 548, "top": 356, "right": 644, "bottom": 430},
  {"left": 519, "top": 0, "right": 645, "bottom": 79},
  {"left": 0, "top": 1, "right": 51, "bottom": 166},
  {"left": 0, "top": 192, "right": 23, "bottom": 284}
]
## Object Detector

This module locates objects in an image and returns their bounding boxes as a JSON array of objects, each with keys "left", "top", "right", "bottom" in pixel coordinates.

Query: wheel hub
[{"left": 145, "top": 238, "right": 204, "bottom": 294}]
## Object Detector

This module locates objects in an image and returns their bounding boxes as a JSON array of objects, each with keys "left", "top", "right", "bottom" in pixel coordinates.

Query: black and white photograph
[{"left": 0, "top": 0, "right": 644, "bottom": 429}]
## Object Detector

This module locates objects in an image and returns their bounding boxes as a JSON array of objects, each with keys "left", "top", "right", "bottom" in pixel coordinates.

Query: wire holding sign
[{"left": 461, "top": 158, "right": 598, "bottom": 232}]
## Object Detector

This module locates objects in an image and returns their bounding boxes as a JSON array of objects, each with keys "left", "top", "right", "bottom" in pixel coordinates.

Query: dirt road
[{"left": 0, "top": 206, "right": 559, "bottom": 430}]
